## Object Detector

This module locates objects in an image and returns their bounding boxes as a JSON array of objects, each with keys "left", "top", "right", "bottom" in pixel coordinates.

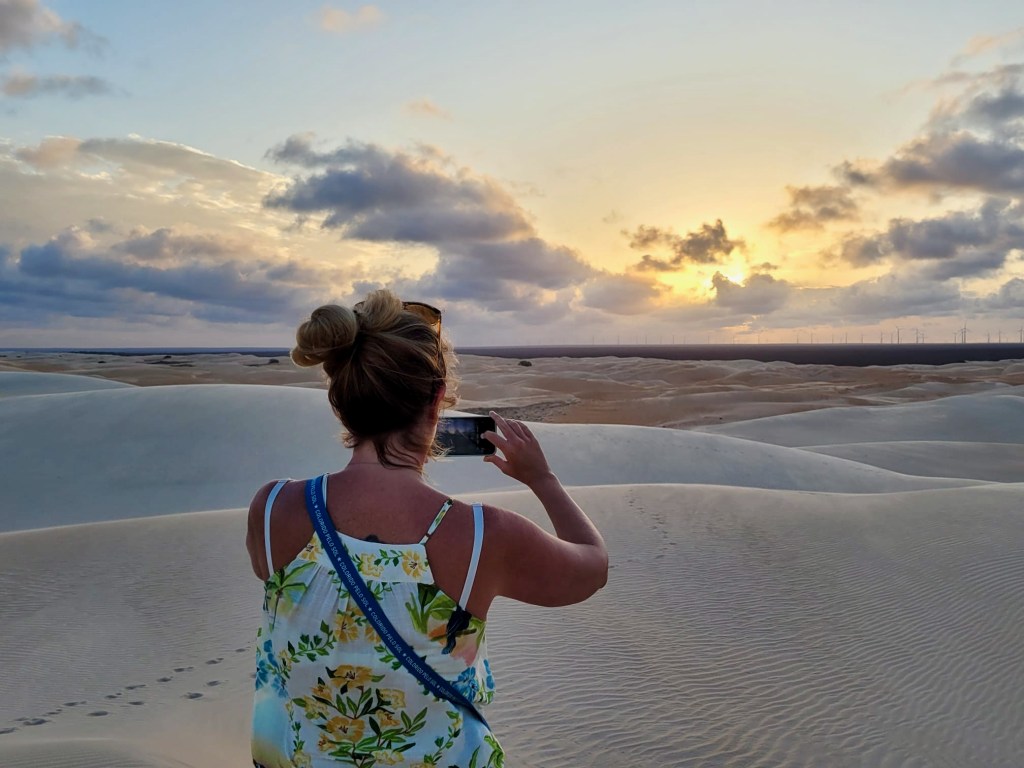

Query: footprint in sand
[
  {"left": 235, "top": 647, "right": 248, "bottom": 653},
  {"left": 205, "top": 658, "right": 224, "bottom": 665},
  {"left": 23, "top": 718, "right": 48, "bottom": 726},
  {"left": 64, "top": 701, "right": 87, "bottom": 707},
  {"left": 104, "top": 693, "right": 122, "bottom": 700},
  {"left": 206, "top": 680, "right": 222, "bottom": 687},
  {"left": 184, "top": 692, "right": 203, "bottom": 700},
  {"left": 87, "top": 711, "right": 109, "bottom": 717},
  {"left": 157, "top": 676, "right": 173, "bottom": 683},
  {"left": 173, "top": 666, "right": 194, "bottom": 673},
  {"left": 125, "top": 684, "right": 146, "bottom": 690},
  {"left": 128, "top": 701, "right": 145, "bottom": 706},
  {"left": 0, "top": 727, "right": 17, "bottom": 735}
]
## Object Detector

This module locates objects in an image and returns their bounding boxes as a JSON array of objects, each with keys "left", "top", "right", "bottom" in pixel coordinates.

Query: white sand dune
[
  {"left": 2, "top": 363, "right": 1024, "bottom": 767},
  {"left": 699, "top": 388, "right": 1024, "bottom": 447},
  {"left": 2, "top": 483, "right": 1023, "bottom": 767},
  {"left": 805, "top": 441, "right": 1024, "bottom": 482},
  {"left": 0, "top": 370, "right": 134, "bottom": 398},
  {"left": 0, "top": 383, "right": 988, "bottom": 532}
]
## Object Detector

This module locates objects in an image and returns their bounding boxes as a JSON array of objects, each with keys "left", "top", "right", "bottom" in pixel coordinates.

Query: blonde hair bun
[{"left": 291, "top": 304, "right": 358, "bottom": 368}]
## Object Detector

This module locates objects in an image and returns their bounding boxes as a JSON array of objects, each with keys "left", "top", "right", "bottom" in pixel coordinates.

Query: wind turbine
[
  {"left": 895, "top": 326, "right": 902, "bottom": 344},
  {"left": 960, "top": 325, "right": 970, "bottom": 344}
]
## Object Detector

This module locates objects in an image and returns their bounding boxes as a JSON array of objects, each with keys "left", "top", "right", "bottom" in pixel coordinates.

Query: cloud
[
  {"left": 403, "top": 99, "right": 451, "bottom": 120},
  {"left": 767, "top": 185, "right": 859, "bottom": 232},
  {"left": 829, "top": 272, "right": 963, "bottom": 321},
  {"left": 839, "top": 132, "right": 1024, "bottom": 195},
  {"left": 0, "top": 0, "right": 91, "bottom": 53},
  {"left": 626, "top": 219, "right": 743, "bottom": 271},
  {"left": 1, "top": 226, "right": 334, "bottom": 326},
  {"left": 579, "top": 272, "right": 669, "bottom": 315},
  {"left": 265, "top": 135, "right": 596, "bottom": 313},
  {"left": 2, "top": 72, "right": 114, "bottom": 98},
  {"left": 841, "top": 64, "right": 1024, "bottom": 196},
  {"left": 317, "top": 4, "right": 383, "bottom": 34},
  {"left": 13, "top": 134, "right": 80, "bottom": 167},
  {"left": 266, "top": 138, "right": 531, "bottom": 242},
  {"left": 710, "top": 272, "right": 792, "bottom": 315},
  {"left": 979, "top": 276, "right": 1024, "bottom": 311},
  {"left": 832, "top": 198, "right": 1024, "bottom": 279},
  {"left": 953, "top": 27, "right": 1024, "bottom": 64}
]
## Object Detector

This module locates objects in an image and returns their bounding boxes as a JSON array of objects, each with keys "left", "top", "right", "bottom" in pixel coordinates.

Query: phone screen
[{"left": 436, "top": 415, "right": 496, "bottom": 456}]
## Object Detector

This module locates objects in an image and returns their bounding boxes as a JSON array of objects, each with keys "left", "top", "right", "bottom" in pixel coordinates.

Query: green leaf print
[{"left": 264, "top": 560, "right": 316, "bottom": 621}]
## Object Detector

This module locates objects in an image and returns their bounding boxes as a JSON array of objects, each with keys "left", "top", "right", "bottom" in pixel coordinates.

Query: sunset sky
[{"left": 2, "top": 0, "right": 1023, "bottom": 347}]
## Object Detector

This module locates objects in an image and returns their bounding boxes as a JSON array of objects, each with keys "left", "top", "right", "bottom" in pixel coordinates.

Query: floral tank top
[{"left": 252, "top": 478, "right": 504, "bottom": 768}]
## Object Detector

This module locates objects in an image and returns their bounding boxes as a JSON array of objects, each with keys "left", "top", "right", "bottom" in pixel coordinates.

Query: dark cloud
[
  {"left": 840, "top": 65, "right": 1024, "bottom": 196},
  {"left": 830, "top": 273, "right": 963, "bottom": 320},
  {"left": 2, "top": 72, "right": 114, "bottom": 98},
  {"left": 626, "top": 219, "right": 743, "bottom": 271},
  {"left": 980, "top": 277, "right": 1024, "bottom": 311},
  {"left": 1, "top": 227, "right": 331, "bottom": 326},
  {"left": 767, "top": 185, "right": 859, "bottom": 232},
  {"left": 266, "top": 137, "right": 529, "bottom": 242},
  {"left": 111, "top": 228, "right": 249, "bottom": 262},
  {"left": 832, "top": 199, "right": 1024, "bottom": 279},
  {"left": 840, "top": 132, "right": 1024, "bottom": 195},
  {"left": 265, "top": 135, "right": 596, "bottom": 313},
  {"left": 579, "top": 272, "right": 668, "bottom": 316},
  {"left": 710, "top": 272, "right": 791, "bottom": 315}
]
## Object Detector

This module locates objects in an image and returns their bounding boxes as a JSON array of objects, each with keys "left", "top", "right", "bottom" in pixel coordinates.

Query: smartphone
[{"left": 436, "top": 415, "right": 496, "bottom": 456}]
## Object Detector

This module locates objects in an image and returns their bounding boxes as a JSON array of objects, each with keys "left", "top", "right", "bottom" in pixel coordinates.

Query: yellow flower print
[
  {"left": 372, "top": 749, "right": 403, "bottom": 765},
  {"left": 325, "top": 715, "right": 365, "bottom": 742},
  {"left": 293, "top": 749, "right": 312, "bottom": 768},
  {"left": 358, "top": 552, "right": 385, "bottom": 578},
  {"left": 364, "top": 624, "right": 380, "bottom": 644},
  {"left": 312, "top": 681, "right": 333, "bottom": 701},
  {"left": 298, "top": 538, "right": 321, "bottom": 563},
  {"left": 329, "top": 664, "right": 374, "bottom": 689},
  {"left": 334, "top": 612, "right": 359, "bottom": 643},
  {"left": 378, "top": 688, "right": 406, "bottom": 709},
  {"left": 401, "top": 550, "right": 426, "bottom": 579},
  {"left": 317, "top": 732, "right": 335, "bottom": 752},
  {"left": 377, "top": 710, "right": 401, "bottom": 727}
]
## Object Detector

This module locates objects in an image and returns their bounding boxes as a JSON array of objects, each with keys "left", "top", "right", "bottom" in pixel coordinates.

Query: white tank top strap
[
  {"left": 458, "top": 502, "right": 485, "bottom": 608},
  {"left": 263, "top": 480, "right": 288, "bottom": 574}
]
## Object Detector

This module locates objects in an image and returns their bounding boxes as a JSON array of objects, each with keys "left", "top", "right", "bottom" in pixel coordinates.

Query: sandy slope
[
  {"left": 804, "top": 441, "right": 1024, "bottom": 482},
  {"left": 2, "top": 483, "right": 1023, "bottom": 767},
  {"left": 699, "top": 389, "right": 1024, "bottom": 447},
  {"left": 0, "top": 384, "right": 989, "bottom": 532}
]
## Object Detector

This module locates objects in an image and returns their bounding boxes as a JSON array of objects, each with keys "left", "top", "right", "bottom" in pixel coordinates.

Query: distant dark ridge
[
  {"left": 0, "top": 348, "right": 289, "bottom": 357},
  {"left": 459, "top": 344, "right": 1024, "bottom": 367},
  {"left": 4, "top": 344, "right": 1024, "bottom": 367}
]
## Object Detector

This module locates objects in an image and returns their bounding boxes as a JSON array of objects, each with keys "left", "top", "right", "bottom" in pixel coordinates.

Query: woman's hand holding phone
[{"left": 481, "top": 411, "right": 554, "bottom": 489}]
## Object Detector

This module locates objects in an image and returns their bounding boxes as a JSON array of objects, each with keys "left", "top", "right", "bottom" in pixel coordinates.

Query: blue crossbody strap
[{"left": 304, "top": 475, "right": 488, "bottom": 727}]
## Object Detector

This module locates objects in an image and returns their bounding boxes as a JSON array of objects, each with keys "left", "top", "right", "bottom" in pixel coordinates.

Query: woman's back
[
  {"left": 249, "top": 291, "right": 607, "bottom": 767},
  {"left": 251, "top": 473, "right": 503, "bottom": 768}
]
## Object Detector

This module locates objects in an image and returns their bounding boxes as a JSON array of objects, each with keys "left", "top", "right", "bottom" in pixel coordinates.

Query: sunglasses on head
[
  {"left": 402, "top": 301, "right": 442, "bottom": 333},
  {"left": 352, "top": 299, "right": 444, "bottom": 371}
]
